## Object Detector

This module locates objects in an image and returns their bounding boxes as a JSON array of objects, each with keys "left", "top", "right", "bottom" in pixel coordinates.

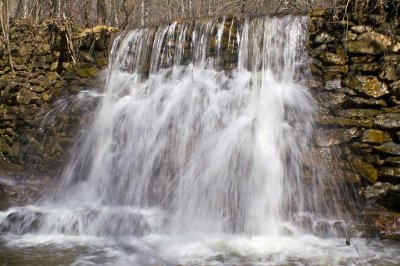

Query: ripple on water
[{"left": 1, "top": 234, "right": 399, "bottom": 266}]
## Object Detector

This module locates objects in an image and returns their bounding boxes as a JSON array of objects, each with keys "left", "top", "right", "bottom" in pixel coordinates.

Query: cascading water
[{"left": 1, "top": 15, "right": 399, "bottom": 266}]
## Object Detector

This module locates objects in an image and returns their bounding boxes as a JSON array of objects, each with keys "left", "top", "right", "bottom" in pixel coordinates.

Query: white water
[{"left": 2, "top": 15, "right": 398, "bottom": 265}]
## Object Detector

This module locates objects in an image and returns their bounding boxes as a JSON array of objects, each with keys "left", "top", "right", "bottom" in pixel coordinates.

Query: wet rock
[
  {"left": 315, "top": 221, "right": 331, "bottom": 238},
  {"left": 347, "top": 96, "right": 387, "bottom": 107},
  {"left": 374, "top": 143, "right": 400, "bottom": 156},
  {"left": 335, "top": 109, "right": 378, "bottom": 118},
  {"left": 374, "top": 113, "right": 400, "bottom": 129},
  {"left": 352, "top": 157, "right": 378, "bottom": 183},
  {"left": 315, "top": 92, "right": 346, "bottom": 107},
  {"left": 319, "top": 51, "right": 346, "bottom": 65},
  {"left": 0, "top": 210, "right": 45, "bottom": 234},
  {"left": 379, "top": 168, "right": 400, "bottom": 179},
  {"left": 316, "top": 128, "right": 360, "bottom": 147},
  {"left": 344, "top": 76, "right": 389, "bottom": 98},
  {"left": 374, "top": 213, "right": 400, "bottom": 240},
  {"left": 332, "top": 221, "right": 346, "bottom": 237},
  {"left": 317, "top": 115, "right": 373, "bottom": 128},
  {"left": 361, "top": 129, "right": 384, "bottom": 144},
  {"left": 362, "top": 182, "right": 400, "bottom": 210}
]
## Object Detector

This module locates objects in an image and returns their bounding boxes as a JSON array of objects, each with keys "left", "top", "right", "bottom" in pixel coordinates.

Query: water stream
[{"left": 1, "top": 15, "right": 399, "bottom": 265}]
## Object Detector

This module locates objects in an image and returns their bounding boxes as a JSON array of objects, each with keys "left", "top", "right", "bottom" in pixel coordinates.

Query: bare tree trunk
[
  {"left": 53, "top": 0, "right": 62, "bottom": 18},
  {"left": 141, "top": 0, "right": 146, "bottom": 27},
  {"left": 1, "top": 0, "right": 14, "bottom": 72},
  {"left": 97, "top": 0, "right": 106, "bottom": 24}
]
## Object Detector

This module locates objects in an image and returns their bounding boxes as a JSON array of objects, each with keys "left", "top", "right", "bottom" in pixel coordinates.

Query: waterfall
[{"left": 1, "top": 15, "right": 350, "bottom": 239}]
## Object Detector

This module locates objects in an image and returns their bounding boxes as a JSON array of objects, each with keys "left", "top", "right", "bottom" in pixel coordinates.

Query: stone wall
[
  {"left": 309, "top": 6, "right": 400, "bottom": 239},
  {"left": 0, "top": 19, "right": 116, "bottom": 176}
]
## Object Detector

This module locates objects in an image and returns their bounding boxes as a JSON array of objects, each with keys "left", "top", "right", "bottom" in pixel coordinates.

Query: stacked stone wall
[
  {"left": 0, "top": 19, "right": 116, "bottom": 175},
  {"left": 309, "top": 7, "right": 400, "bottom": 239}
]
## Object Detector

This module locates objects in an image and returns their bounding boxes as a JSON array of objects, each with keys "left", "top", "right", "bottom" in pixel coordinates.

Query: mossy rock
[
  {"left": 75, "top": 67, "right": 98, "bottom": 78},
  {"left": 344, "top": 76, "right": 389, "bottom": 98},
  {"left": 352, "top": 157, "right": 378, "bottom": 183},
  {"left": 361, "top": 129, "right": 385, "bottom": 144}
]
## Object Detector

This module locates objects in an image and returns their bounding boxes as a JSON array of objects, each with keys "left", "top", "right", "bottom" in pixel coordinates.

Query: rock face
[
  {"left": 309, "top": 3, "right": 400, "bottom": 239},
  {"left": 0, "top": 19, "right": 115, "bottom": 175}
]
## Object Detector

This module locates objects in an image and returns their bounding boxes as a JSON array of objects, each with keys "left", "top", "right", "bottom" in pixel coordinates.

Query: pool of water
[{"left": 1, "top": 233, "right": 399, "bottom": 265}]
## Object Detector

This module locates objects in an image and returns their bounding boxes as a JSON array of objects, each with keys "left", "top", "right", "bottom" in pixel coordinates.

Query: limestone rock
[
  {"left": 362, "top": 182, "right": 400, "bottom": 210},
  {"left": 350, "top": 63, "right": 380, "bottom": 73},
  {"left": 310, "top": 8, "right": 326, "bottom": 17},
  {"left": 315, "top": 92, "right": 346, "bottom": 107},
  {"left": 374, "top": 113, "right": 400, "bottom": 129},
  {"left": 323, "top": 65, "right": 348, "bottom": 80},
  {"left": 315, "top": 32, "right": 336, "bottom": 44},
  {"left": 352, "top": 157, "right": 378, "bottom": 183},
  {"left": 346, "top": 31, "right": 393, "bottom": 55},
  {"left": 315, "top": 128, "right": 360, "bottom": 147},
  {"left": 374, "top": 143, "right": 400, "bottom": 156},
  {"left": 317, "top": 115, "right": 373, "bottom": 128},
  {"left": 346, "top": 96, "right": 387, "bottom": 108},
  {"left": 319, "top": 51, "right": 346, "bottom": 65},
  {"left": 379, "top": 168, "right": 400, "bottom": 179},
  {"left": 75, "top": 67, "right": 98, "bottom": 78},
  {"left": 385, "top": 157, "right": 400, "bottom": 165},
  {"left": 344, "top": 76, "right": 389, "bottom": 98},
  {"left": 350, "top": 56, "right": 375, "bottom": 63},
  {"left": 361, "top": 129, "right": 384, "bottom": 144},
  {"left": 351, "top": 142, "right": 372, "bottom": 153},
  {"left": 335, "top": 109, "right": 378, "bottom": 118},
  {"left": 380, "top": 63, "right": 400, "bottom": 82},
  {"left": 16, "top": 89, "right": 40, "bottom": 104},
  {"left": 325, "top": 78, "right": 341, "bottom": 90},
  {"left": 351, "top": 25, "right": 373, "bottom": 33}
]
